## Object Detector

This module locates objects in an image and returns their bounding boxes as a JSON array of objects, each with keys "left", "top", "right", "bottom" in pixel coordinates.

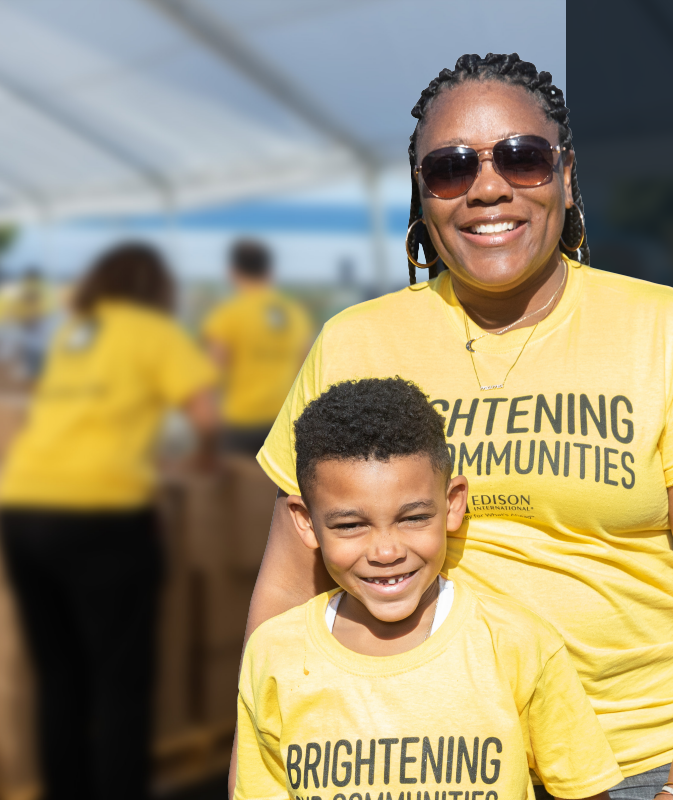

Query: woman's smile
[{"left": 459, "top": 216, "right": 528, "bottom": 247}]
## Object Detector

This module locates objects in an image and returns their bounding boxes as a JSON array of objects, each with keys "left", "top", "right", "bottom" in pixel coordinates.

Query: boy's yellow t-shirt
[
  {"left": 258, "top": 257, "right": 673, "bottom": 777},
  {"left": 202, "top": 287, "right": 313, "bottom": 427},
  {"left": 0, "top": 301, "right": 217, "bottom": 508},
  {"left": 236, "top": 580, "right": 622, "bottom": 800}
]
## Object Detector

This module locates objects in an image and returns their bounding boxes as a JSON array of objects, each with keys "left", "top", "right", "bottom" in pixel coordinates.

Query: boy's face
[{"left": 288, "top": 455, "right": 467, "bottom": 624}]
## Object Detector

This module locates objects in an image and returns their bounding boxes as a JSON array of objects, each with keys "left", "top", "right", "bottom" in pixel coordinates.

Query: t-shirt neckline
[
  {"left": 306, "top": 578, "right": 473, "bottom": 676},
  {"left": 325, "top": 576, "right": 454, "bottom": 637},
  {"left": 434, "top": 254, "right": 584, "bottom": 354}
]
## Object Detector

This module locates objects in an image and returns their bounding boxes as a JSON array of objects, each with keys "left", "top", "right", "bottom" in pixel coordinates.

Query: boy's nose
[{"left": 368, "top": 528, "right": 406, "bottom": 565}]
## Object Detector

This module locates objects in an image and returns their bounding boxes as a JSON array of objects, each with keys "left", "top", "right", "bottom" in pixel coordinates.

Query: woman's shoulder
[
  {"left": 580, "top": 263, "right": 673, "bottom": 308},
  {"left": 322, "top": 276, "right": 445, "bottom": 339}
]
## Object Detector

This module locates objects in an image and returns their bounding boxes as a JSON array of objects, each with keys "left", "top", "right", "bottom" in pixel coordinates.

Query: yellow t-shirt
[
  {"left": 258, "top": 257, "right": 673, "bottom": 777},
  {"left": 236, "top": 580, "right": 622, "bottom": 800},
  {"left": 202, "top": 287, "right": 313, "bottom": 427},
  {"left": 0, "top": 301, "right": 217, "bottom": 508}
]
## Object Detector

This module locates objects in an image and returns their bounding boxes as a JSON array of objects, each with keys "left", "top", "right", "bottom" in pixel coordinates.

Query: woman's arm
[
  {"left": 181, "top": 388, "right": 220, "bottom": 470},
  {"left": 243, "top": 487, "right": 336, "bottom": 641}
]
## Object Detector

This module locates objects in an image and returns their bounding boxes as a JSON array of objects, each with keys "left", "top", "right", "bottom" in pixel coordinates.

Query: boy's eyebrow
[
  {"left": 398, "top": 499, "right": 436, "bottom": 514},
  {"left": 324, "top": 507, "right": 366, "bottom": 522},
  {"left": 324, "top": 500, "right": 436, "bottom": 522}
]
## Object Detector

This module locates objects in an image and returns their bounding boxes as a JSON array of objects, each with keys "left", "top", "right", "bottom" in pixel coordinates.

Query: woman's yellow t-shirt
[
  {"left": 258, "top": 257, "right": 673, "bottom": 777},
  {"left": 236, "top": 580, "right": 622, "bottom": 800},
  {"left": 0, "top": 301, "right": 217, "bottom": 509}
]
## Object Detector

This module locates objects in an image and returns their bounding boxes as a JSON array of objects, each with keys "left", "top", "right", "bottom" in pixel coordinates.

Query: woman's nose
[{"left": 466, "top": 157, "right": 513, "bottom": 205}]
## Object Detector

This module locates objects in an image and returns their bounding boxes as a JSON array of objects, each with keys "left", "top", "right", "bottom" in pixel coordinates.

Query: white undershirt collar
[{"left": 325, "top": 576, "right": 453, "bottom": 637}]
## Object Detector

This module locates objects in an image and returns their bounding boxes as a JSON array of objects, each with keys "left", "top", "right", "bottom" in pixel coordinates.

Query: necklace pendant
[
  {"left": 480, "top": 384, "right": 504, "bottom": 391},
  {"left": 466, "top": 339, "right": 477, "bottom": 352}
]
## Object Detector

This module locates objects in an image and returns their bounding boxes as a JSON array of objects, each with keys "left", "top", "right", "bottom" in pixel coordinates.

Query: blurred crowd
[
  {"left": 0, "top": 270, "right": 62, "bottom": 384},
  {"left": 0, "top": 239, "right": 316, "bottom": 800}
]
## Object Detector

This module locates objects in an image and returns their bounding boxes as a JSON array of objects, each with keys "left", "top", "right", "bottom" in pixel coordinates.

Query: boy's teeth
[
  {"left": 366, "top": 573, "right": 409, "bottom": 585},
  {"left": 470, "top": 221, "right": 517, "bottom": 234}
]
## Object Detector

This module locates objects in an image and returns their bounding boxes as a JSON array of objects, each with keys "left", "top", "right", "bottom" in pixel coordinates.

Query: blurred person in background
[
  {"left": 0, "top": 243, "right": 219, "bottom": 800},
  {"left": 0, "top": 268, "right": 60, "bottom": 380},
  {"left": 202, "top": 239, "right": 313, "bottom": 456}
]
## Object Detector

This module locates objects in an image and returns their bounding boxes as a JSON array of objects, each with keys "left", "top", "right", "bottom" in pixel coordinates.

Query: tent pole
[
  {"left": 365, "top": 168, "right": 387, "bottom": 295},
  {"left": 41, "top": 216, "right": 53, "bottom": 277},
  {"left": 164, "top": 194, "right": 184, "bottom": 298}
]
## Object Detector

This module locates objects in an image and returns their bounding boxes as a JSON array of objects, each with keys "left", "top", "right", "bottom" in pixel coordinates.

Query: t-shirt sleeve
[
  {"left": 235, "top": 692, "right": 287, "bottom": 800},
  {"left": 150, "top": 319, "right": 218, "bottom": 405},
  {"left": 234, "top": 640, "right": 287, "bottom": 800},
  {"left": 525, "top": 645, "right": 623, "bottom": 798},
  {"left": 257, "top": 328, "right": 324, "bottom": 495},
  {"left": 659, "top": 395, "right": 673, "bottom": 486}
]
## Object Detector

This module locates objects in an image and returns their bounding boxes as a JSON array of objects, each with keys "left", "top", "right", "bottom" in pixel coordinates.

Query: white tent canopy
[{"left": 0, "top": 0, "right": 565, "bottom": 223}]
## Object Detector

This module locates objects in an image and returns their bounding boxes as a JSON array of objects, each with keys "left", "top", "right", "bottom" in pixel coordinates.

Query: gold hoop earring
[
  {"left": 560, "top": 202, "right": 586, "bottom": 252},
  {"left": 406, "top": 218, "right": 439, "bottom": 268}
]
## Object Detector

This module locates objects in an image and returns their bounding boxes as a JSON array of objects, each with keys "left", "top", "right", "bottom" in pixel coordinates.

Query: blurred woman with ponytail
[{"left": 0, "top": 243, "right": 218, "bottom": 800}]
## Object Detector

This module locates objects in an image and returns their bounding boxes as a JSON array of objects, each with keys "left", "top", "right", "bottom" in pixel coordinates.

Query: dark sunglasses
[{"left": 416, "top": 135, "right": 567, "bottom": 199}]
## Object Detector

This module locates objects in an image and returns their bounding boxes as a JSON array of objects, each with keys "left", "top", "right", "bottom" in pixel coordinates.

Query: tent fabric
[{"left": 0, "top": 0, "right": 565, "bottom": 222}]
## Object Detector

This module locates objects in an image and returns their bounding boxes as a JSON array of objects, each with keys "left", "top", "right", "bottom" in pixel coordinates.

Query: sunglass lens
[
  {"left": 422, "top": 148, "right": 479, "bottom": 198},
  {"left": 494, "top": 136, "right": 554, "bottom": 187}
]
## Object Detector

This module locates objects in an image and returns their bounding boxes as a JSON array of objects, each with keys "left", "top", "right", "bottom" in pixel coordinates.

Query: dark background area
[{"left": 567, "top": 0, "right": 673, "bottom": 285}]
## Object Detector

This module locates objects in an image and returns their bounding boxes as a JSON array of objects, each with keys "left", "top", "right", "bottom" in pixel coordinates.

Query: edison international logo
[{"left": 467, "top": 493, "right": 533, "bottom": 517}]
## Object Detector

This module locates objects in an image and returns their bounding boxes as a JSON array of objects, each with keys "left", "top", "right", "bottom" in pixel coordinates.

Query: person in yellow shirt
[
  {"left": 236, "top": 377, "right": 623, "bottom": 800},
  {"left": 202, "top": 239, "right": 313, "bottom": 456},
  {"left": 0, "top": 243, "right": 219, "bottom": 800}
]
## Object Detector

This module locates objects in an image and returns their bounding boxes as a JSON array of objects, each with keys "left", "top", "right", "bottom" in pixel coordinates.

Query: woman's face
[{"left": 415, "top": 81, "right": 574, "bottom": 294}]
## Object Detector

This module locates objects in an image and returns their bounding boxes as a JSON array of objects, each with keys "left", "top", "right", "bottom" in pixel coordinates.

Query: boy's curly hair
[{"left": 294, "top": 377, "right": 451, "bottom": 495}]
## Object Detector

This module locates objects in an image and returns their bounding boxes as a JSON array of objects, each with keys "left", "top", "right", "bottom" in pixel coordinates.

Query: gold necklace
[
  {"left": 464, "top": 260, "right": 567, "bottom": 353},
  {"left": 464, "top": 314, "right": 538, "bottom": 391},
  {"left": 463, "top": 261, "right": 566, "bottom": 391}
]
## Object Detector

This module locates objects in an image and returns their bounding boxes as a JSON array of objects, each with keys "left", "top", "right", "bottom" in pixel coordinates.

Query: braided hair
[{"left": 407, "top": 53, "right": 588, "bottom": 285}]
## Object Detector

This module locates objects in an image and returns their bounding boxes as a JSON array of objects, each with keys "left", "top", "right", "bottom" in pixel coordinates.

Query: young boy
[{"left": 235, "top": 378, "right": 622, "bottom": 800}]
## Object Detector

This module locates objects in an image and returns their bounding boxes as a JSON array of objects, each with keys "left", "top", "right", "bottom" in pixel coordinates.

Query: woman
[
  {"left": 237, "top": 54, "right": 673, "bottom": 800},
  {"left": 0, "top": 243, "right": 218, "bottom": 800}
]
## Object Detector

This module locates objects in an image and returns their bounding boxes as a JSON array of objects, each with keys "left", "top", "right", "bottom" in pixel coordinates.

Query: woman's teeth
[
  {"left": 363, "top": 572, "right": 411, "bottom": 585},
  {"left": 469, "top": 221, "right": 518, "bottom": 234}
]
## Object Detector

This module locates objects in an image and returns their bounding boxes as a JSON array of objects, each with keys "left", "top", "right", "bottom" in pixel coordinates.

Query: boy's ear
[
  {"left": 446, "top": 474, "right": 468, "bottom": 532},
  {"left": 286, "top": 495, "right": 320, "bottom": 550}
]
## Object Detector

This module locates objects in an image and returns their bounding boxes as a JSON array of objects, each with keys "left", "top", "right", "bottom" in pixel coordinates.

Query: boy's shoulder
[
  {"left": 454, "top": 580, "right": 564, "bottom": 667},
  {"left": 247, "top": 600, "right": 311, "bottom": 649},
  {"left": 243, "top": 593, "right": 327, "bottom": 671},
  {"left": 453, "top": 580, "right": 567, "bottom": 704}
]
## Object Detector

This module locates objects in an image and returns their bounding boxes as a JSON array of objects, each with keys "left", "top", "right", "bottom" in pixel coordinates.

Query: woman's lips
[
  {"left": 360, "top": 570, "right": 417, "bottom": 594},
  {"left": 460, "top": 220, "right": 527, "bottom": 247}
]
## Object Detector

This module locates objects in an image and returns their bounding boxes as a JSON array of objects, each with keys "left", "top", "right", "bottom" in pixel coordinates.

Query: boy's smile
[{"left": 288, "top": 454, "right": 467, "bottom": 655}]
